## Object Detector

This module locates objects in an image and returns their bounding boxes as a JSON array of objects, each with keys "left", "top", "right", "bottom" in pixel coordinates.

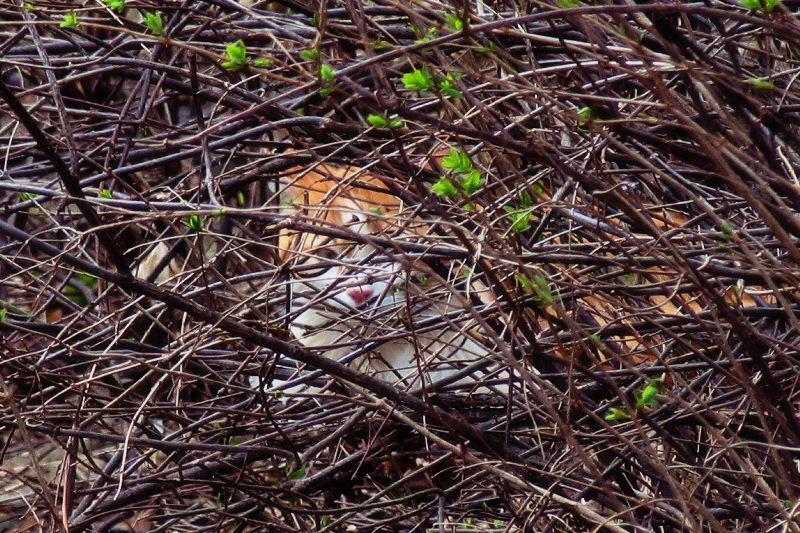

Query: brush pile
[{"left": 2, "top": 0, "right": 800, "bottom": 531}]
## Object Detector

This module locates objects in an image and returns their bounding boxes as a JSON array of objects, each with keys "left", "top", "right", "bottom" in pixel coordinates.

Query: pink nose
[{"left": 346, "top": 286, "right": 373, "bottom": 307}]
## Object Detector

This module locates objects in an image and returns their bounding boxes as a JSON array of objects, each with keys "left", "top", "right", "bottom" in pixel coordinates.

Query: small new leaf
[
  {"left": 635, "top": 378, "right": 663, "bottom": 409},
  {"left": 605, "top": 408, "right": 631, "bottom": 421},
  {"left": 300, "top": 47, "right": 320, "bottom": 61},
  {"left": 20, "top": 192, "right": 41, "bottom": 202},
  {"left": 719, "top": 219, "right": 735, "bottom": 240},
  {"left": 367, "top": 114, "right": 388, "bottom": 128},
  {"left": 432, "top": 177, "right": 458, "bottom": 197},
  {"left": 740, "top": 0, "right": 780, "bottom": 11},
  {"left": 402, "top": 68, "right": 432, "bottom": 91},
  {"left": 221, "top": 40, "right": 248, "bottom": 71},
  {"left": 747, "top": 77, "right": 775, "bottom": 90},
  {"left": 60, "top": 12, "right": 79, "bottom": 28},
  {"left": 516, "top": 273, "right": 554, "bottom": 307},
  {"left": 504, "top": 206, "right": 532, "bottom": 233},
  {"left": 103, "top": 0, "right": 125, "bottom": 13},
  {"left": 145, "top": 11, "right": 163, "bottom": 35},
  {"left": 474, "top": 42, "right": 498, "bottom": 54},
  {"left": 99, "top": 189, "right": 112, "bottom": 199},
  {"left": 441, "top": 148, "right": 472, "bottom": 174},
  {"left": 287, "top": 465, "right": 306, "bottom": 480},
  {"left": 437, "top": 75, "right": 463, "bottom": 99},
  {"left": 253, "top": 58, "right": 273, "bottom": 67},
  {"left": 445, "top": 13, "right": 464, "bottom": 31},
  {"left": 459, "top": 168, "right": 484, "bottom": 195},
  {"left": 319, "top": 63, "right": 336, "bottom": 83},
  {"left": 530, "top": 274, "right": 554, "bottom": 307},
  {"left": 183, "top": 214, "right": 204, "bottom": 231}
]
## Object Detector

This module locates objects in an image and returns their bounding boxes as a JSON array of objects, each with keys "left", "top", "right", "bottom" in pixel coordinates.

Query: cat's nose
[{"left": 346, "top": 286, "right": 374, "bottom": 307}]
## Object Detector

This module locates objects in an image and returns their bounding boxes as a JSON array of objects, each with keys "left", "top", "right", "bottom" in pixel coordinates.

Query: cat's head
[
  {"left": 277, "top": 155, "right": 503, "bottom": 392},
  {"left": 279, "top": 161, "right": 420, "bottom": 342}
]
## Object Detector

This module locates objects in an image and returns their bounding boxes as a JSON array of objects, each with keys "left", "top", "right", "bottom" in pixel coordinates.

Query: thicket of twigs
[{"left": 2, "top": 0, "right": 800, "bottom": 531}]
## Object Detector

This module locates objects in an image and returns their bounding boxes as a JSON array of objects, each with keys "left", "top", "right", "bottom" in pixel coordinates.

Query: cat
[{"left": 279, "top": 159, "right": 507, "bottom": 395}]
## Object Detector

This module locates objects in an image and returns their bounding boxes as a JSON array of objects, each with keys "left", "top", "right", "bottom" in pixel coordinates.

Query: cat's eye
[
  {"left": 293, "top": 247, "right": 340, "bottom": 278},
  {"left": 313, "top": 247, "right": 339, "bottom": 261}
]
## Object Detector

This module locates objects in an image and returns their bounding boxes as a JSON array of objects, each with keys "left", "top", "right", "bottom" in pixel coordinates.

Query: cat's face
[
  {"left": 278, "top": 160, "right": 503, "bottom": 392},
  {"left": 280, "top": 163, "right": 415, "bottom": 345}
]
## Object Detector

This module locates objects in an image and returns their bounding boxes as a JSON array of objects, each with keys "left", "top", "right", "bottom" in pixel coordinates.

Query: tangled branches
[{"left": 2, "top": 0, "right": 800, "bottom": 531}]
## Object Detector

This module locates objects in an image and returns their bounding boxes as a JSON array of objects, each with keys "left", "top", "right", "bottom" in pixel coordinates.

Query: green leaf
[
  {"left": 287, "top": 464, "right": 306, "bottom": 480},
  {"left": 577, "top": 106, "right": 596, "bottom": 129},
  {"left": 253, "top": 57, "right": 273, "bottom": 67},
  {"left": 719, "top": 219, "right": 735, "bottom": 240},
  {"left": 236, "top": 190, "right": 246, "bottom": 206},
  {"left": 144, "top": 11, "right": 163, "bottom": 35},
  {"left": 319, "top": 63, "right": 336, "bottom": 83},
  {"left": 19, "top": 192, "right": 41, "bottom": 202},
  {"left": 557, "top": 0, "right": 580, "bottom": 7},
  {"left": 504, "top": 206, "right": 532, "bottom": 233},
  {"left": 740, "top": 0, "right": 780, "bottom": 11},
  {"left": 60, "top": 12, "right": 79, "bottom": 28},
  {"left": 413, "top": 26, "right": 438, "bottom": 48},
  {"left": 221, "top": 40, "right": 248, "bottom": 71},
  {"left": 747, "top": 77, "right": 775, "bottom": 90},
  {"left": 432, "top": 177, "right": 458, "bottom": 197},
  {"left": 519, "top": 189, "right": 533, "bottom": 208},
  {"left": 389, "top": 117, "right": 404, "bottom": 128},
  {"left": 402, "top": 68, "right": 432, "bottom": 91},
  {"left": 516, "top": 273, "right": 554, "bottom": 307},
  {"left": 635, "top": 378, "right": 663, "bottom": 409},
  {"left": 300, "top": 47, "right": 320, "bottom": 61},
  {"left": 367, "top": 114, "right": 388, "bottom": 128},
  {"left": 0, "top": 308, "right": 6, "bottom": 321},
  {"left": 76, "top": 273, "right": 98, "bottom": 289},
  {"left": 103, "top": 0, "right": 125, "bottom": 13},
  {"left": 459, "top": 168, "right": 484, "bottom": 195},
  {"left": 441, "top": 148, "right": 472, "bottom": 174},
  {"left": 531, "top": 274, "right": 554, "bottom": 307},
  {"left": 445, "top": 13, "right": 464, "bottom": 31},
  {"left": 183, "top": 214, "right": 204, "bottom": 231},
  {"left": 437, "top": 76, "right": 463, "bottom": 99},
  {"left": 373, "top": 40, "right": 392, "bottom": 50},
  {"left": 605, "top": 408, "right": 631, "bottom": 421},
  {"left": 318, "top": 87, "right": 333, "bottom": 96},
  {"left": 590, "top": 334, "right": 606, "bottom": 350},
  {"left": 99, "top": 189, "right": 112, "bottom": 199},
  {"left": 474, "top": 41, "right": 498, "bottom": 54}
]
